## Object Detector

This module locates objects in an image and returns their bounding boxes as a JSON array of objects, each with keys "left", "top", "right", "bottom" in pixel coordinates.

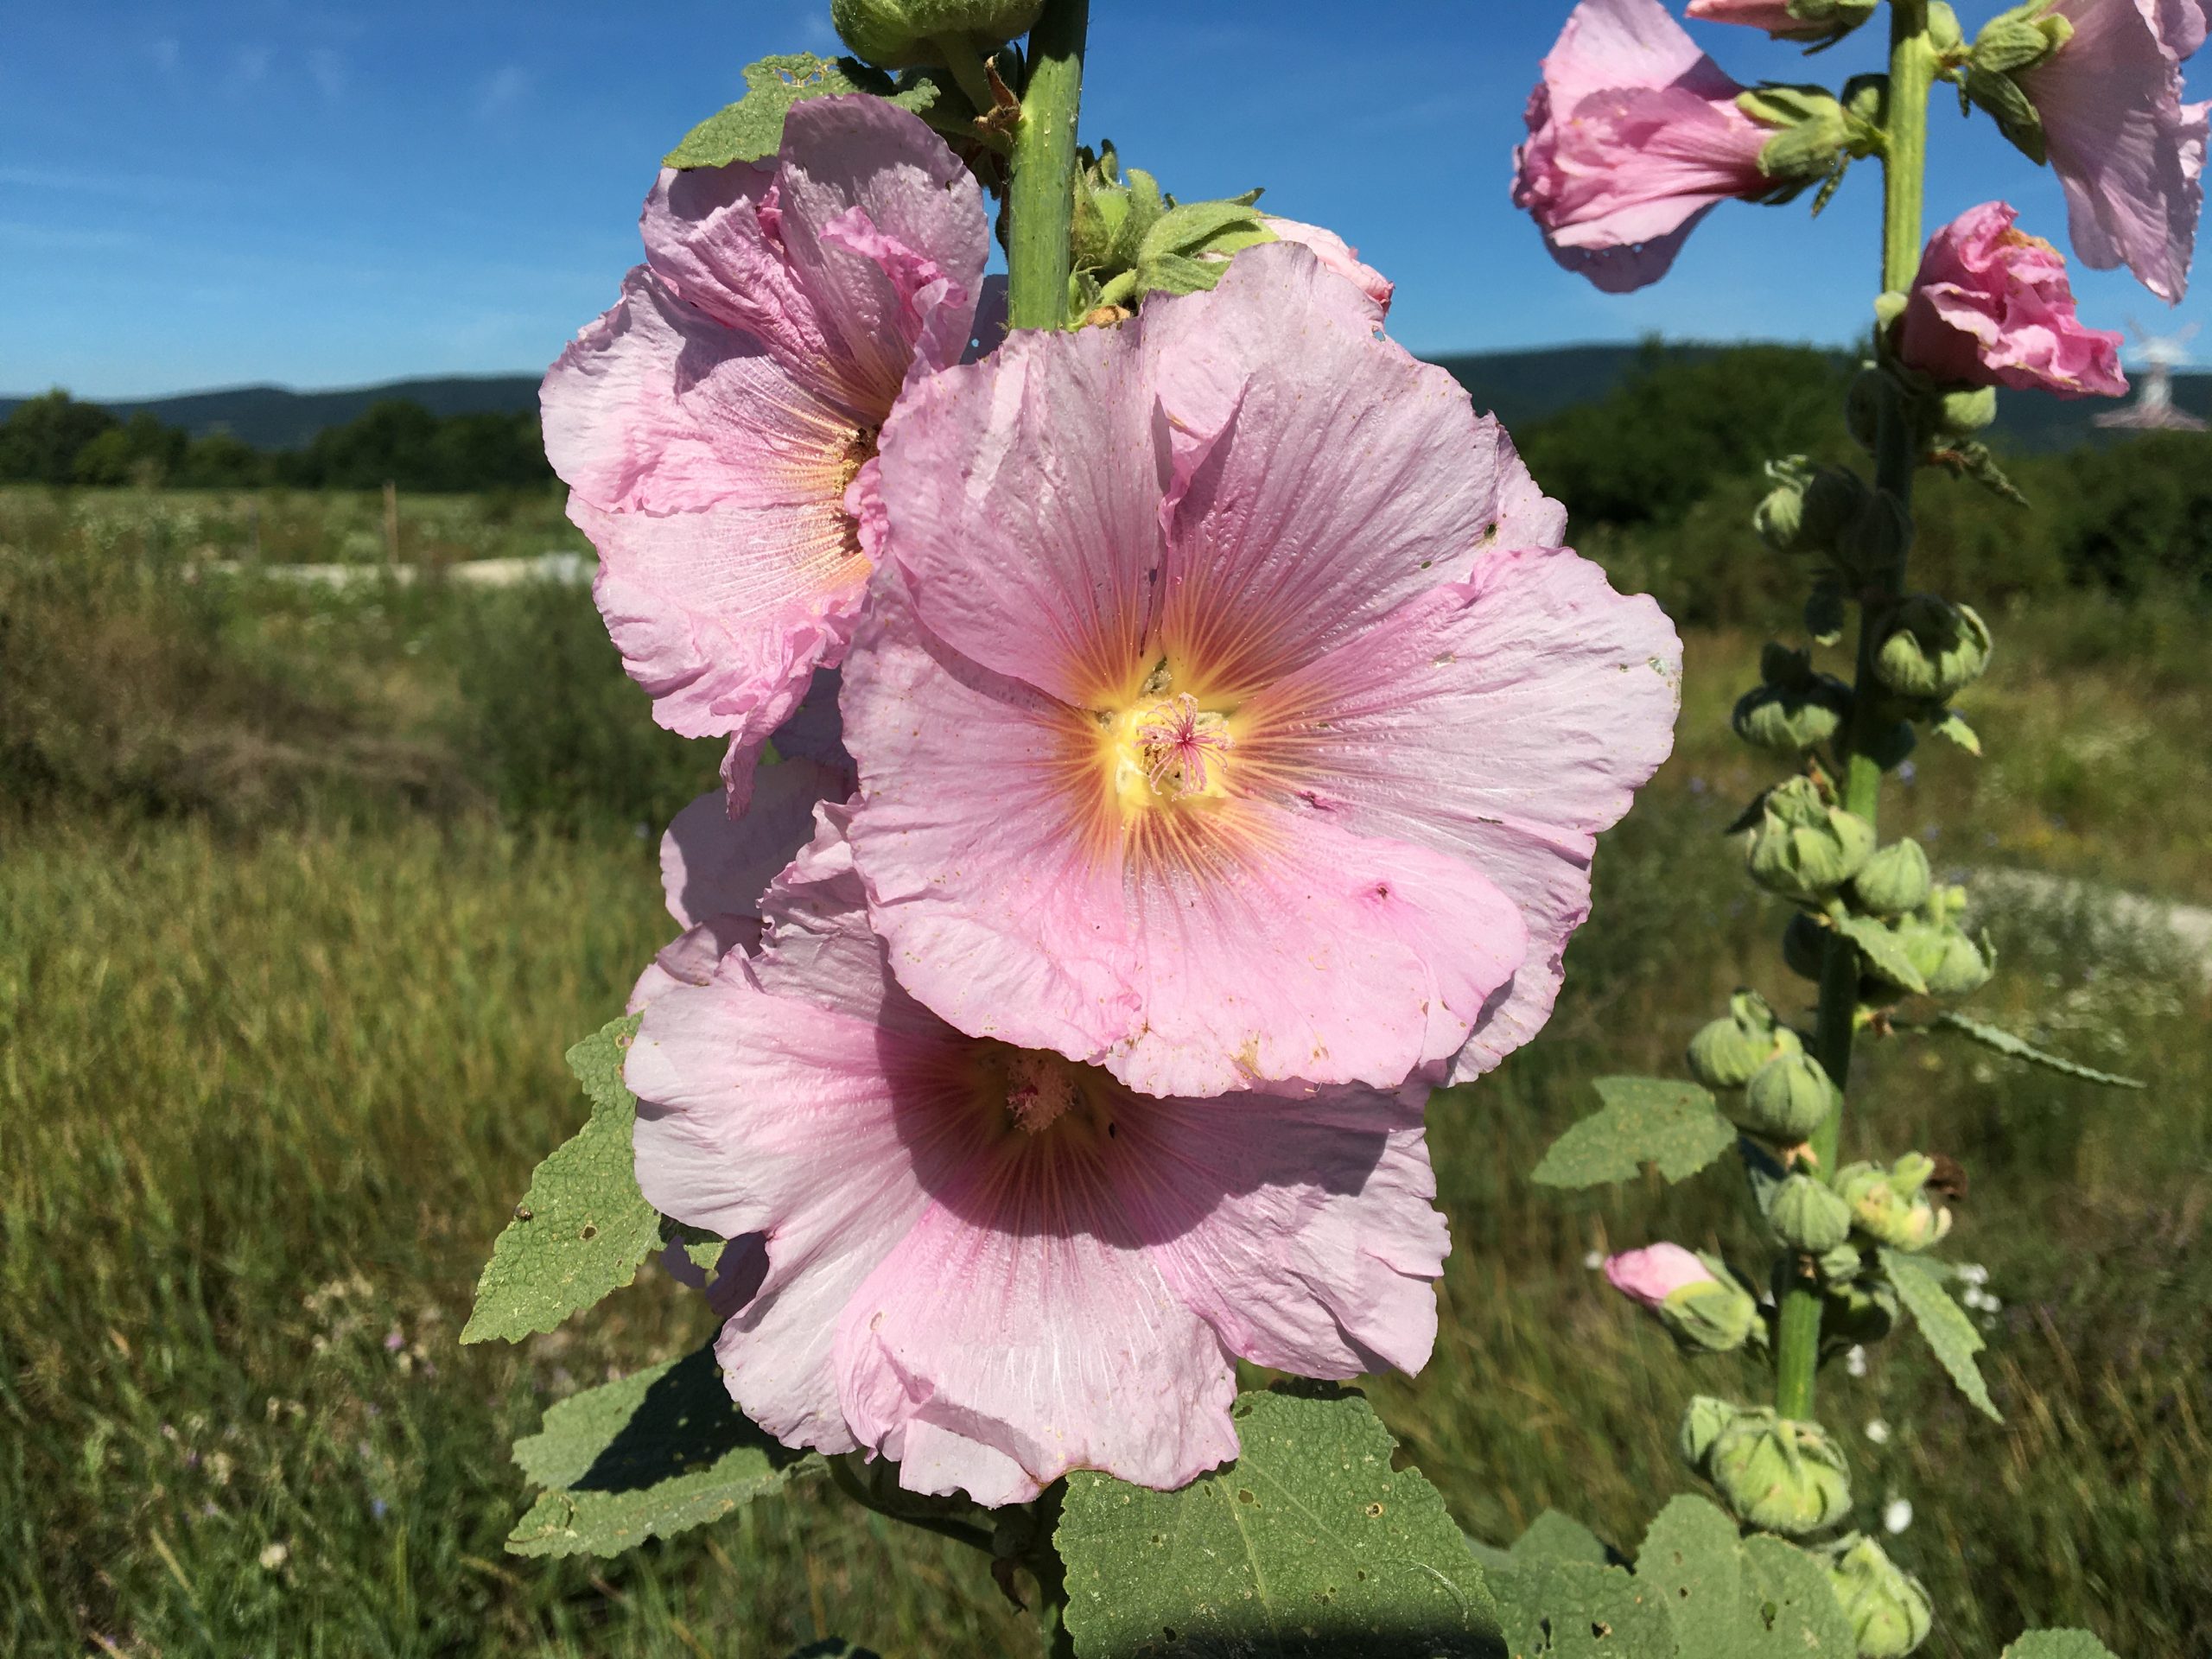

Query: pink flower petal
[
  {"left": 1897, "top": 202, "right": 2128, "bottom": 397},
  {"left": 1259, "top": 216, "right": 1395, "bottom": 319},
  {"left": 1604, "top": 1243, "right": 1716, "bottom": 1307}
]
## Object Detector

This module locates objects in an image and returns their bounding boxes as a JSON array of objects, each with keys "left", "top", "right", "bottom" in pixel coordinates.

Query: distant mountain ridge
[{"left": 7, "top": 348, "right": 2202, "bottom": 454}]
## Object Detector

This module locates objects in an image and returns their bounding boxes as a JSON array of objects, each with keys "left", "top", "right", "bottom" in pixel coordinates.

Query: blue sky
[{"left": 3, "top": 1, "right": 2204, "bottom": 398}]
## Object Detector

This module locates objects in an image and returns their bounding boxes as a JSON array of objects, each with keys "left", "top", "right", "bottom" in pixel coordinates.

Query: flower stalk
[
  {"left": 1776, "top": 0, "right": 1934, "bottom": 1425},
  {"left": 1005, "top": 0, "right": 1089, "bottom": 329}
]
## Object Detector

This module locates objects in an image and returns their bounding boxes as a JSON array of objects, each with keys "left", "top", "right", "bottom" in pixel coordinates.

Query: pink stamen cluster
[{"left": 1135, "top": 694, "right": 1233, "bottom": 797}]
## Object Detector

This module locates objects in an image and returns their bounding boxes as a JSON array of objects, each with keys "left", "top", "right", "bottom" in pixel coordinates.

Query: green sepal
[
  {"left": 1138, "top": 198, "right": 1272, "bottom": 264},
  {"left": 1054, "top": 1386, "right": 1503, "bottom": 1657},
  {"left": 1835, "top": 912, "right": 1930, "bottom": 995},
  {"left": 1881, "top": 1247, "right": 2004, "bottom": 1422},
  {"left": 1928, "top": 1011, "right": 2146, "bottom": 1089},
  {"left": 463, "top": 1016, "right": 662, "bottom": 1344},
  {"left": 1962, "top": 64, "right": 2049, "bottom": 162},
  {"left": 1531, "top": 1077, "right": 1738, "bottom": 1188},
  {"left": 1930, "top": 709, "right": 1984, "bottom": 754},
  {"left": 664, "top": 54, "right": 938, "bottom": 169},
  {"left": 506, "top": 1345, "right": 823, "bottom": 1558}
]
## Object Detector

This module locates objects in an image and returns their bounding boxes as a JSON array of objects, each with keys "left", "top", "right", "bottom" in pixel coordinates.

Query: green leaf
[
  {"left": 1834, "top": 914, "right": 1929, "bottom": 995},
  {"left": 1738, "top": 1535, "right": 1858, "bottom": 1655},
  {"left": 1510, "top": 1510, "right": 1614, "bottom": 1566},
  {"left": 2002, "top": 1632, "right": 2124, "bottom": 1659},
  {"left": 462, "top": 1016, "right": 661, "bottom": 1344},
  {"left": 1881, "top": 1248, "right": 2003, "bottom": 1423},
  {"left": 1133, "top": 251, "right": 1230, "bottom": 298},
  {"left": 1532, "top": 1077, "right": 1737, "bottom": 1188},
  {"left": 507, "top": 1344, "right": 820, "bottom": 1558},
  {"left": 664, "top": 54, "right": 937, "bottom": 170},
  {"left": 1636, "top": 1498, "right": 1856, "bottom": 1658},
  {"left": 1931, "top": 1012, "right": 2145, "bottom": 1090},
  {"left": 1486, "top": 1558, "right": 1675, "bottom": 1659},
  {"left": 1056, "top": 1387, "right": 1504, "bottom": 1658},
  {"left": 1930, "top": 710, "right": 1982, "bottom": 756}
]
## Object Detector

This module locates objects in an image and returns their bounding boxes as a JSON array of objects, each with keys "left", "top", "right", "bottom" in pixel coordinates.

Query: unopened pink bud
[{"left": 1604, "top": 1243, "right": 1718, "bottom": 1308}]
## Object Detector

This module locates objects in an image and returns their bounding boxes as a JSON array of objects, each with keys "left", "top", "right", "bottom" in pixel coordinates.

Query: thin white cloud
[
  {"left": 149, "top": 36, "right": 181, "bottom": 74},
  {"left": 308, "top": 48, "right": 346, "bottom": 102},
  {"left": 226, "top": 43, "right": 274, "bottom": 92},
  {"left": 474, "top": 64, "right": 531, "bottom": 125}
]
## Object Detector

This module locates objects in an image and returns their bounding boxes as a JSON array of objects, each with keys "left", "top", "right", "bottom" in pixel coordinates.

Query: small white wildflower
[
  {"left": 1865, "top": 1419, "right": 1891, "bottom": 1445},
  {"left": 1956, "top": 1263, "right": 1989, "bottom": 1287},
  {"left": 1584, "top": 1250, "right": 1605, "bottom": 1271},
  {"left": 1883, "top": 1497, "right": 1913, "bottom": 1535},
  {"left": 258, "top": 1541, "right": 290, "bottom": 1571},
  {"left": 1846, "top": 1344, "right": 1869, "bottom": 1379}
]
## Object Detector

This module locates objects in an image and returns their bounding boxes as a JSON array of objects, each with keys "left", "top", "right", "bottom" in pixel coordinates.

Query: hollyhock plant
[
  {"left": 628, "top": 809, "right": 1450, "bottom": 1504},
  {"left": 1897, "top": 201, "right": 2127, "bottom": 397},
  {"left": 541, "top": 96, "right": 988, "bottom": 809},
  {"left": 1514, "top": 0, "right": 1777, "bottom": 292},
  {"left": 838, "top": 245, "right": 1681, "bottom": 1100},
  {"left": 2017, "top": 0, "right": 2211, "bottom": 302}
]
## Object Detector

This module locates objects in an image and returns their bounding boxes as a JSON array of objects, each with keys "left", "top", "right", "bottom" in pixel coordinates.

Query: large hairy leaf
[
  {"left": 1635, "top": 1497, "right": 1854, "bottom": 1657},
  {"left": 1056, "top": 1387, "right": 1503, "bottom": 1657},
  {"left": 1533, "top": 1077, "right": 1737, "bottom": 1188},
  {"left": 1882, "top": 1248, "right": 2003, "bottom": 1422},
  {"left": 462, "top": 1016, "right": 661, "bottom": 1344},
  {"left": 665, "top": 54, "right": 938, "bottom": 169},
  {"left": 507, "top": 1345, "right": 819, "bottom": 1558},
  {"left": 1485, "top": 1557, "right": 1675, "bottom": 1659}
]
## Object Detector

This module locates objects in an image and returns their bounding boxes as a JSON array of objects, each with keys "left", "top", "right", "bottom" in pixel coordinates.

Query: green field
[{"left": 3, "top": 486, "right": 2207, "bottom": 1656}]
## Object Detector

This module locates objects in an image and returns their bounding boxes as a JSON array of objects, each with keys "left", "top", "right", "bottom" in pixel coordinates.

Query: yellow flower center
[{"left": 1102, "top": 669, "right": 1238, "bottom": 812}]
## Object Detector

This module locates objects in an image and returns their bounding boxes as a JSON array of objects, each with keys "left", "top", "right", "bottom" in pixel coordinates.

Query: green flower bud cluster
[
  {"left": 1688, "top": 990, "right": 1800, "bottom": 1090},
  {"left": 1821, "top": 1534, "right": 1935, "bottom": 1656},
  {"left": 1855, "top": 881, "right": 1998, "bottom": 1003},
  {"left": 1838, "top": 1154, "right": 1954, "bottom": 1251},
  {"left": 1704, "top": 1409, "right": 1853, "bottom": 1535},
  {"left": 1734, "top": 644, "right": 1853, "bottom": 757},
  {"left": 1067, "top": 143, "right": 1272, "bottom": 316},
  {"left": 1745, "top": 777, "right": 1877, "bottom": 906},
  {"left": 1738, "top": 86, "right": 1878, "bottom": 198},
  {"left": 1745, "top": 1051, "right": 1838, "bottom": 1145},
  {"left": 1771, "top": 1173, "right": 1853, "bottom": 1252},
  {"left": 1872, "top": 595, "right": 1993, "bottom": 703},
  {"left": 1756, "top": 456, "right": 1878, "bottom": 568},
  {"left": 831, "top": 0, "right": 1044, "bottom": 68}
]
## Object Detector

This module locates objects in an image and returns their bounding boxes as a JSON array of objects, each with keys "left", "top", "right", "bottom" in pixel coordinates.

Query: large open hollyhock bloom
[
  {"left": 2018, "top": 0, "right": 2211, "bottom": 302},
  {"left": 628, "top": 810, "right": 1449, "bottom": 1504},
  {"left": 839, "top": 246, "right": 1682, "bottom": 1100},
  {"left": 541, "top": 96, "right": 987, "bottom": 809},
  {"left": 1514, "top": 0, "right": 1774, "bottom": 293},
  {"left": 1897, "top": 202, "right": 2128, "bottom": 397}
]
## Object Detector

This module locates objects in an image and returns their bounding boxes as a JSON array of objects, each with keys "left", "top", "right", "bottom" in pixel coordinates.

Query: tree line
[{"left": 0, "top": 391, "right": 555, "bottom": 493}]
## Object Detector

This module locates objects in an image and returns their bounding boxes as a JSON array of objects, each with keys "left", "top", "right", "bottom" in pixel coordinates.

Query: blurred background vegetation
[{"left": 1, "top": 349, "right": 2206, "bottom": 1656}]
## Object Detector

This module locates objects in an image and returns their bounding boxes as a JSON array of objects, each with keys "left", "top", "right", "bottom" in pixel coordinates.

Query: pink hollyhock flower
[
  {"left": 1514, "top": 0, "right": 1776, "bottom": 293},
  {"left": 838, "top": 245, "right": 1681, "bottom": 1100},
  {"left": 541, "top": 97, "right": 988, "bottom": 810},
  {"left": 1604, "top": 1243, "right": 1718, "bottom": 1308},
  {"left": 628, "top": 809, "right": 1449, "bottom": 1505},
  {"left": 2018, "top": 0, "right": 2211, "bottom": 302},
  {"left": 1261, "top": 217, "right": 1395, "bottom": 317},
  {"left": 1897, "top": 202, "right": 2128, "bottom": 397},
  {"left": 628, "top": 750, "right": 850, "bottom": 1011}
]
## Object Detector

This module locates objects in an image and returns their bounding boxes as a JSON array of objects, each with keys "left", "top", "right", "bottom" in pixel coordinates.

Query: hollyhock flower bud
[
  {"left": 2016, "top": 0, "right": 2211, "bottom": 302},
  {"left": 1605, "top": 1245, "right": 1760, "bottom": 1352},
  {"left": 1823, "top": 1273, "right": 1899, "bottom": 1345},
  {"left": 1770, "top": 1173, "right": 1853, "bottom": 1253},
  {"left": 1746, "top": 777, "right": 1877, "bottom": 905},
  {"left": 1688, "top": 0, "right": 1876, "bottom": 44},
  {"left": 841, "top": 246, "right": 1681, "bottom": 1098},
  {"left": 1513, "top": 0, "right": 1785, "bottom": 293},
  {"left": 1825, "top": 1534, "right": 1935, "bottom": 1656},
  {"left": 1688, "top": 989, "right": 1802, "bottom": 1090},
  {"left": 629, "top": 807, "right": 1452, "bottom": 1505},
  {"left": 1897, "top": 203, "right": 2128, "bottom": 398},
  {"left": 1851, "top": 839, "right": 1934, "bottom": 918},
  {"left": 1734, "top": 646, "right": 1853, "bottom": 755},
  {"left": 1756, "top": 459, "right": 1874, "bottom": 560},
  {"left": 1910, "top": 921, "right": 1996, "bottom": 997},
  {"left": 831, "top": 0, "right": 1044, "bottom": 67},
  {"left": 1838, "top": 1160, "right": 1954, "bottom": 1250},
  {"left": 1678, "top": 1394, "right": 1742, "bottom": 1473},
  {"left": 1707, "top": 1411, "right": 1853, "bottom": 1535},
  {"left": 1872, "top": 596, "right": 1993, "bottom": 701},
  {"left": 1743, "top": 1053, "right": 1837, "bottom": 1146},
  {"left": 542, "top": 99, "right": 988, "bottom": 812}
]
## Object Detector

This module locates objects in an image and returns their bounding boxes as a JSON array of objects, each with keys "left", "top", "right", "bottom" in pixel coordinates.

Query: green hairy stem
[
  {"left": 1005, "top": 0, "right": 1089, "bottom": 329},
  {"left": 1775, "top": 0, "right": 1934, "bottom": 1425}
]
